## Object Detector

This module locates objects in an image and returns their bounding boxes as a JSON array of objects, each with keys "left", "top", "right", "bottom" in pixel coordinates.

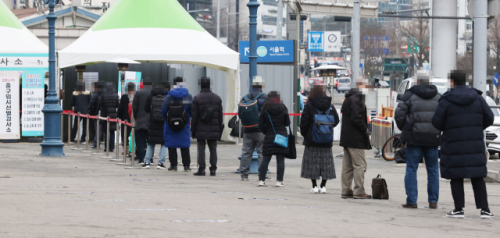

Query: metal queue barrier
[{"left": 371, "top": 117, "right": 393, "bottom": 151}]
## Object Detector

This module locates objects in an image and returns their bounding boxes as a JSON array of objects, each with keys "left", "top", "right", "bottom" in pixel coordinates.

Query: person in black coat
[
  {"left": 98, "top": 83, "right": 119, "bottom": 152},
  {"left": 132, "top": 79, "right": 152, "bottom": 164},
  {"left": 70, "top": 82, "right": 91, "bottom": 143},
  {"left": 432, "top": 71, "right": 495, "bottom": 218},
  {"left": 257, "top": 91, "right": 290, "bottom": 187},
  {"left": 142, "top": 83, "right": 169, "bottom": 169},
  {"left": 339, "top": 81, "right": 372, "bottom": 199},
  {"left": 117, "top": 83, "right": 135, "bottom": 154},
  {"left": 300, "top": 85, "right": 339, "bottom": 193},
  {"left": 88, "top": 82, "right": 102, "bottom": 148},
  {"left": 191, "top": 77, "right": 223, "bottom": 176}
]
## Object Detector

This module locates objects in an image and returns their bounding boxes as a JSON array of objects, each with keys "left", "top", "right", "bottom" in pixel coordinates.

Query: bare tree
[
  {"left": 398, "top": 14, "right": 430, "bottom": 68},
  {"left": 488, "top": 17, "right": 500, "bottom": 74}
]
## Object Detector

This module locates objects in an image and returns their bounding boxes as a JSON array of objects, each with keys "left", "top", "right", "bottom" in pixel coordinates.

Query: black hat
[
  {"left": 174, "top": 77, "right": 184, "bottom": 85},
  {"left": 200, "top": 77, "right": 210, "bottom": 89}
]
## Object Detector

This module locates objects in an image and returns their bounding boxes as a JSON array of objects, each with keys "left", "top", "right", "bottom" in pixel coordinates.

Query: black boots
[
  {"left": 209, "top": 170, "right": 216, "bottom": 176},
  {"left": 193, "top": 170, "right": 206, "bottom": 176}
]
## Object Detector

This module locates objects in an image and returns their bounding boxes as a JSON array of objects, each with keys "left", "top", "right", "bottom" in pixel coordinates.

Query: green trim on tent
[
  {"left": 92, "top": 0, "right": 205, "bottom": 32},
  {"left": 0, "top": 1, "right": 25, "bottom": 29}
]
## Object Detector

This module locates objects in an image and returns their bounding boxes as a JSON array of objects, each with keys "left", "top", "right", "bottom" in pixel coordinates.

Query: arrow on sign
[
  {"left": 245, "top": 48, "right": 249, "bottom": 56},
  {"left": 495, "top": 72, "right": 499, "bottom": 87}
]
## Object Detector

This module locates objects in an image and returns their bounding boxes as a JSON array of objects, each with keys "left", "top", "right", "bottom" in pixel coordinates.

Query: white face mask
[{"left": 128, "top": 93, "right": 134, "bottom": 103}]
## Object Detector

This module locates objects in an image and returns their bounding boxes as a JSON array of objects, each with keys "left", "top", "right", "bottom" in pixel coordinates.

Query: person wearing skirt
[{"left": 300, "top": 85, "right": 340, "bottom": 193}]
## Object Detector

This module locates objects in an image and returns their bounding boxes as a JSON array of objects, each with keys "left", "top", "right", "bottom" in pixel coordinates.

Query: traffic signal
[{"left": 290, "top": 14, "right": 308, "bottom": 21}]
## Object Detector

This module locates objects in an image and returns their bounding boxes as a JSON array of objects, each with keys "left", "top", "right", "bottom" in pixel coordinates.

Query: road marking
[
  {"left": 124, "top": 209, "right": 177, "bottom": 211},
  {"left": 171, "top": 220, "right": 229, "bottom": 223}
]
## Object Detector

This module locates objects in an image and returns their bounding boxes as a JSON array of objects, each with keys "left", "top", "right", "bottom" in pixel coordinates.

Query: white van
[{"left": 336, "top": 77, "right": 351, "bottom": 93}]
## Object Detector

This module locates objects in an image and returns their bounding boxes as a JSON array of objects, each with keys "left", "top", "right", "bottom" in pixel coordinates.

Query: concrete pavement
[{"left": 0, "top": 142, "right": 499, "bottom": 238}]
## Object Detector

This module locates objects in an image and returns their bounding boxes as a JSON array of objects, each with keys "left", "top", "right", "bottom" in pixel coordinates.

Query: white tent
[
  {"left": 0, "top": 1, "right": 48, "bottom": 54},
  {"left": 59, "top": 0, "right": 241, "bottom": 140}
]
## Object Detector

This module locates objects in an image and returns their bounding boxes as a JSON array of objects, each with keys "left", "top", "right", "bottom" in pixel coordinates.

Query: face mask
[{"left": 128, "top": 93, "right": 134, "bottom": 103}]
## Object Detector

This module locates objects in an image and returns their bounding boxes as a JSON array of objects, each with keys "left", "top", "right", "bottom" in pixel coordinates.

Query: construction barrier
[{"left": 371, "top": 117, "right": 393, "bottom": 150}]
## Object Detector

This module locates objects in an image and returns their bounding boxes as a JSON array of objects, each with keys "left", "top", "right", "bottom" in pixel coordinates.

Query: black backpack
[
  {"left": 151, "top": 94, "right": 166, "bottom": 122},
  {"left": 199, "top": 95, "right": 216, "bottom": 124},
  {"left": 167, "top": 99, "right": 188, "bottom": 131}
]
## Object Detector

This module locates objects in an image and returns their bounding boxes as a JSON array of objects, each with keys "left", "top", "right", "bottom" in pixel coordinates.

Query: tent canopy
[
  {"left": 0, "top": 1, "right": 48, "bottom": 54},
  {"left": 58, "top": 0, "right": 239, "bottom": 71}
]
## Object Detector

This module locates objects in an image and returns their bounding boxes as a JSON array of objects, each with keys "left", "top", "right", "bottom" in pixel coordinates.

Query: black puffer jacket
[
  {"left": 432, "top": 87, "right": 494, "bottom": 179},
  {"left": 71, "top": 91, "right": 91, "bottom": 114},
  {"left": 88, "top": 92, "right": 100, "bottom": 116},
  {"left": 117, "top": 94, "right": 130, "bottom": 121},
  {"left": 339, "top": 89, "right": 371, "bottom": 150},
  {"left": 191, "top": 88, "right": 223, "bottom": 140},
  {"left": 99, "top": 93, "right": 119, "bottom": 131},
  {"left": 145, "top": 86, "right": 167, "bottom": 145},
  {"left": 395, "top": 85, "right": 441, "bottom": 147},
  {"left": 132, "top": 89, "right": 151, "bottom": 131},
  {"left": 259, "top": 103, "right": 290, "bottom": 156},
  {"left": 300, "top": 96, "right": 340, "bottom": 147}
]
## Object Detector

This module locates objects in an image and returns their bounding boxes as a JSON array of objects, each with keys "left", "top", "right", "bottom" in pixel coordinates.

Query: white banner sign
[
  {"left": 0, "top": 72, "right": 21, "bottom": 139},
  {"left": 324, "top": 31, "right": 341, "bottom": 52},
  {"left": 0, "top": 56, "right": 48, "bottom": 68},
  {"left": 22, "top": 70, "right": 45, "bottom": 137}
]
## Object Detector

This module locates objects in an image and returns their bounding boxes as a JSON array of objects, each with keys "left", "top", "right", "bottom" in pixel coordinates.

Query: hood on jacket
[
  {"left": 309, "top": 96, "right": 332, "bottom": 111},
  {"left": 345, "top": 88, "right": 365, "bottom": 103},
  {"left": 168, "top": 87, "right": 189, "bottom": 99},
  {"left": 151, "top": 86, "right": 167, "bottom": 96},
  {"left": 264, "top": 103, "right": 287, "bottom": 116},
  {"left": 73, "top": 91, "right": 90, "bottom": 96},
  {"left": 409, "top": 85, "right": 438, "bottom": 99},
  {"left": 442, "top": 87, "right": 480, "bottom": 106}
]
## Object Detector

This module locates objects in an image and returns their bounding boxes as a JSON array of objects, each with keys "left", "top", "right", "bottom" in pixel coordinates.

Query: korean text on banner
[
  {"left": 22, "top": 70, "right": 45, "bottom": 137},
  {"left": 0, "top": 72, "right": 21, "bottom": 139}
]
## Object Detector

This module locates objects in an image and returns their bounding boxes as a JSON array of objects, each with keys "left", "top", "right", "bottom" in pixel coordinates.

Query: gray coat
[
  {"left": 395, "top": 85, "right": 441, "bottom": 147},
  {"left": 132, "top": 89, "right": 151, "bottom": 131}
]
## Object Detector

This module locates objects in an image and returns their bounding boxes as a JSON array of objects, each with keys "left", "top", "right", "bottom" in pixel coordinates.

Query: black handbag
[
  {"left": 285, "top": 126, "right": 296, "bottom": 159},
  {"left": 229, "top": 116, "right": 243, "bottom": 138}
]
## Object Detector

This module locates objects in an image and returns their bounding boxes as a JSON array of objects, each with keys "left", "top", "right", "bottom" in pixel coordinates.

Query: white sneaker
[
  {"left": 310, "top": 187, "right": 319, "bottom": 194},
  {"left": 275, "top": 181, "right": 285, "bottom": 187},
  {"left": 320, "top": 187, "right": 327, "bottom": 194},
  {"left": 258, "top": 181, "right": 266, "bottom": 186}
]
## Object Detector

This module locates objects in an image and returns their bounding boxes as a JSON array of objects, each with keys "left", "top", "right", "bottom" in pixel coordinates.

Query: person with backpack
[
  {"left": 132, "top": 78, "right": 152, "bottom": 164},
  {"left": 191, "top": 77, "right": 223, "bottom": 176},
  {"left": 142, "top": 82, "right": 169, "bottom": 169},
  {"left": 117, "top": 83, "right": 135, "bottom": 155},
  {"left": 339, "top": 79, "right": 372, "bottom": 199},
  {"left": 70, "top": 82, "right": 91, "bottom": 143},
  {"left": 394, "top": 74, "right": 441, "bottom": 209},
  {"left": 98, "top": 83, "right": 119, "bottom": 152},
  {"left": 161, "top": 77, "right": 193, "bottom": 172},
  {"left": 300, "top": 85, "right": 339, "bottom": 194},
  {"left": 257, "top": 91, "right": 290, "bottom": 187},
  {"left": 239, "top": 76, "right": 268, "bottom": 181},
  {"left": 432, "top": 71, "right": 495, "bottom": 219}
]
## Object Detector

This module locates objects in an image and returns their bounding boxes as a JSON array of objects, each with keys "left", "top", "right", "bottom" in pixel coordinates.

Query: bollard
[
  {"left": 91, "top": 117, "right": 102, "bottom": 155},
  {"left": 67, "top": 113, "right": 72, "bottom": 148},
  {"left": 72, "top": 113, "right": 82, "bottom": 150},
  {"left": 102, "top": 117, "right": 113, "bottom": 159},
  {"left": 125, "top": 122, "right": 139, "bottom": 169},
  {"left": 117, "top": 122, "right": 129, "bottom": 165},
  {"left": 82, "top": 115, "right": 91, "bottom": 152},
  {"left": 60, "top": 114, "right": 64, "bottom": 142},
  {"left": 111, "top": 119, "right": 120, "bottom": 161}
]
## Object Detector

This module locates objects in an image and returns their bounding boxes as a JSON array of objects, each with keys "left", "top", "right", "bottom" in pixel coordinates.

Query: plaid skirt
[{"left": 300, "top": 146, "right": 336, "bottom": 180}]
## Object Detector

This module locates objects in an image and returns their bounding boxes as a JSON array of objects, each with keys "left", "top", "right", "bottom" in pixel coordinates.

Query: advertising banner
[
  {"left": 0, "top": 71, "right": 21, "bottom": 139},
  {"left": 21, "top": 70, "right": 45, "bottom": 137},
  {"left": 118, "top": 71, "right": 142, "bottom": 95}
]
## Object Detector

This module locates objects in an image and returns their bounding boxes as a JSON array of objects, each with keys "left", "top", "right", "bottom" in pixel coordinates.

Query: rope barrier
[{"left": 63, "top": 111, "right": 303, "bottom": 120}]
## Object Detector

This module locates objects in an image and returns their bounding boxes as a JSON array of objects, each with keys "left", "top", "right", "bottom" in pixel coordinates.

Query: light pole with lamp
[{"left": 40, "top": 0, "right": 65, "bottom": 157}]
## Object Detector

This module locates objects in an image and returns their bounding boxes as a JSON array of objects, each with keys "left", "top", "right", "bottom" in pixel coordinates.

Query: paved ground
[{"left": 0, "top": 142, "right": 499, "bottom": 238}]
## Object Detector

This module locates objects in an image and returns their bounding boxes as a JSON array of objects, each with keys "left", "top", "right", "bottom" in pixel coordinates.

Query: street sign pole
[
  {"left": 351, "top": 0, "right": 361, "bottom": 87},
  {"left": 247, "top": 0, "right": 259, "bottom": 90},
  {"left": 473, "top": 0, "right": 488, "bottom": 93}
]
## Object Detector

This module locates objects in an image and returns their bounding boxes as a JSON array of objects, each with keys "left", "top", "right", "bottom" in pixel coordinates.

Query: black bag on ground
[
  {"left": 285, "top": 126, "right": 296, "bottom": 159},
  {"left": 151, "top": 94, "right": 166, "bottom": 122},
  {"left": 394, "top": 147, "right": 406, "bottom": 164},
  {"left": 200, "top": 96, "right": 215, "bottom": 124},
  {"left": 167, "top": 100, "right": 188, "bottom": 131},
  {"left": 371, "top": 174, "right": 389, "bottom": 200}
]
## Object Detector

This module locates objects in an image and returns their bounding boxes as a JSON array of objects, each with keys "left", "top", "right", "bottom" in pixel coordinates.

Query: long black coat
[
  {"left": 88, "top": 92, "right": 100, "bottom": 116},
  {"left": 259, "top": 103, "right": 290, "bottom": 156},
  {"left": 432, "top": 87, "right": 494, "bottom": 179},
  {"left": 70, "top": 91, "right": 91, "bottom": 114},
  {"left": 99, "top": 93, "right": 119, "bottom": 131},
  {"left": 191, "top": 88, "right": 223, "bottom": 140},
  {"left": 132, "top": 89, "right": 151, "bottom": 131},
  {"left": 339, "top": 89, "right": 371, "bottom": 150},
  {"left": 300, "top": 96, "right": 340, "bottom": 147},
  {"left": 145, "top": 86, "right": 167, "bottom": 145},
  {"left": 117, "top": 94, "right": 130, "bottom": 121}
]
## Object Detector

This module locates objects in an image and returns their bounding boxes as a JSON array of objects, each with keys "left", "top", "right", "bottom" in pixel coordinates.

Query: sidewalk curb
[{"left": 486, "top": 170, "right": 500, "bottom": 183}]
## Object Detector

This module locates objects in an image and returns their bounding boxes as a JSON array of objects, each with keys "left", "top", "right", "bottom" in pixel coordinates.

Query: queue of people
[{"left": 69, "top": 71, "right": 494, "bottom": 219}]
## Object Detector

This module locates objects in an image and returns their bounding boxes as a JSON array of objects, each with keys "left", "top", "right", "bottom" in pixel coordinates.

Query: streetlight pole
[
  {"left": 473, "top": 0, "right": 488, "bottom": 93},
  {"left": 248, "top": 0, "right": 260, "bottom": 90},
  {"left": 40, "top": 0, "right": 64, "bottom": 157},
  {"left": 217, "top": 0, "right": 220, "bottom": 41},
  {"left": 351, "top": 0, "right": 361, "bottom": 87}
]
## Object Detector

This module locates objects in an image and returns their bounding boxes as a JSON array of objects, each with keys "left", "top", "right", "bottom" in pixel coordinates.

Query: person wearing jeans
[
  {"left": 142, "top": 84, "right": 169, "bottom": 169},
  {"left": 395, "top": 74, "right": 441, "bottom": 208},
  {"left": 143, "top": 144, "right": 167, "bottom": 168}
]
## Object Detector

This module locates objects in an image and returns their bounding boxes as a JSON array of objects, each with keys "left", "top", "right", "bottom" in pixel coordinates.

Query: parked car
[
  {"left": 336, "top": 77, "right": 351, "bottom": 93},
  {"left": 484, "top": 96, "right": 500, "bottom": 157}
]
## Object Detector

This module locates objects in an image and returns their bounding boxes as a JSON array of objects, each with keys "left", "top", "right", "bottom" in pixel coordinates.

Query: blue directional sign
[
  {"left": 239, "top": 40, "right": 294, "bottom": 63},
  {"left": 308, "top": 31, "right": 324, "bottom": 52},
  {"left": 495, "top": 73, "right": 499, "bottom": 87}
]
